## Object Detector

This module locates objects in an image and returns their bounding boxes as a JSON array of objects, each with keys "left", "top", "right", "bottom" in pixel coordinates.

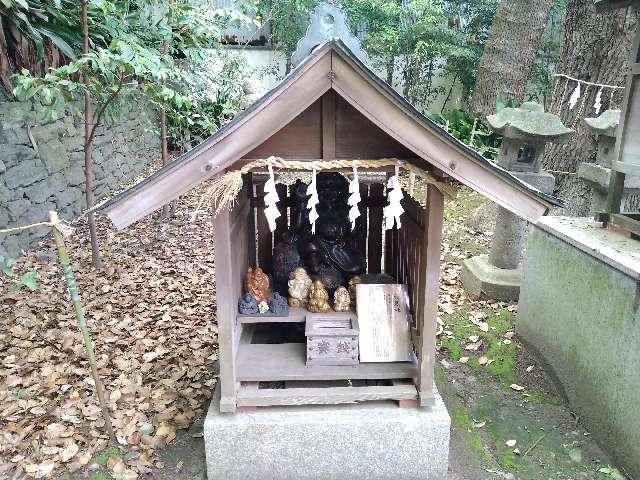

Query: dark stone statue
[
  {"left": 272, "top": 173, "right": 365, "bottom": 294},
  {"left": 269, "top": 292, "right": 289, "bottom": 315},
  {"left": 238, "top": 293, "right": 259, "bottom": 315}
]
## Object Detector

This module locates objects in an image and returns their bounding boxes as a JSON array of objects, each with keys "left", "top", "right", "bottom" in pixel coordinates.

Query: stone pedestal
[
  {"left": 204, "top": 384, "right": 451, "bottom": 480},
  {"left": 460, "top": 254, "right": 522, "bottom": 302}
]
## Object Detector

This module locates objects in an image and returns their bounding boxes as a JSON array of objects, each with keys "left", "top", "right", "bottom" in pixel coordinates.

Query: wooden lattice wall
[{"left": 248, "top": 175, "right": 426, "bottom": 316}]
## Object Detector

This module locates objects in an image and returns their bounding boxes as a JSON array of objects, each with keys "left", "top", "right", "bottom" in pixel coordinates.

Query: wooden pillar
[
  {"left": 322, "top": 90, "right": 336, "bottom": 161},
  {"left": 212, "top": 209, "right": 238, "bottom": 413},
  {"left": 417, "top": 184, "right": 444, "bottom": 407}
]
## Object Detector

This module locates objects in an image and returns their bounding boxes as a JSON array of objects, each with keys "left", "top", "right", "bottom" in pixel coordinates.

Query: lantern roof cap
[
  {"left": 583, "top": 109, "right": 620, "bottom": 137},
  {"left": 486, "top": 102, "right": 574, "bottom": 141}
]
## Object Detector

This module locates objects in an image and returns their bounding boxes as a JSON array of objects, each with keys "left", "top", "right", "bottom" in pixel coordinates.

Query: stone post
[
  {"left": 461, "top": 102, "right": 572, "bottom": 301},
  {"left": 488, "top": 208, "right": 526, "bottom": 269}
]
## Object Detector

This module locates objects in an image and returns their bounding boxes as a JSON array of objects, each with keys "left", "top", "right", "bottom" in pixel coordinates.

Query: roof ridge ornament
[{"left": 291, "top": 2, "right": 368, "bottom": 68}]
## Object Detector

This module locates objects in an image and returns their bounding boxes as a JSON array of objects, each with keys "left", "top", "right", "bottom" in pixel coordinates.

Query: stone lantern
[
  {"left": 578, "top": 110, "right": 640, "bottom": 213},
  {"left": 461, "top": 102, "right": 573, "bottom": 301}
]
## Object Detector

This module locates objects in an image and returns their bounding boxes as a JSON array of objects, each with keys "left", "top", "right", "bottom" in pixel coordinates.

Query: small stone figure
[
  {"left": 288, "top": 267, "right": 313, "bottom": 308},
  {"left": 333, "top": 286, "right": 350, "bottom": 312},
  {"left": 238, "top": 293, "right": 259, "bottom": 315},
  {"left": 245, "top": 267, "right": 269, "bottom": 303},
  {"left": 348, "top": 276, "right": 361, "bottom": 309},
  {"left": 258, "top": 301, "right": 269, "bottom": 314},
  {"left": 269, "top": 292, "right": 289, "bottom": 315},
  {"left": 307, "top": 280, "right": 331, "bottom": 313}
]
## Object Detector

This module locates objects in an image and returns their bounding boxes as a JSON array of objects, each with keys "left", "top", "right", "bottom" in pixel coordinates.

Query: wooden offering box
[{"left": 306, "top": 314, "right": 359, "bottom": 366}]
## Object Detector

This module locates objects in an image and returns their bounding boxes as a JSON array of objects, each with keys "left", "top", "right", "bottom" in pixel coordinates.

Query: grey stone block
[
  {"left": 4, "top": 160, "right": 46, "bottom": 189},
  {"left": 6, "top": 199, "right": 30, "bottom": 221},
  {"left": 0, "top": 144, "right": 36, "bottom": 164},
  {"left": 54, "top": 186, "right": 83, "bottom": 209},
  {"left": 67, "top": 165, "right": 86, "bottom": 186},
  {"left": 577, "top": 162, "right": 640, "bottom": 192},
  {"left": 31, "top": 122, "right": 62, "bottom": 144},
  {"left": 204, "top": 384, "right": 451, "bottom": 480},
  {"left": 47, "top": 172, "right": 67, "bottom": 193},
  {"left": 461, "top": 254, "right": 522, "bottom": 301},
  {"left": 0, "top": 207, "right": 9, "bottom": 227},
  {"left": 25, "top": 180, "right": 52, "bottom": 204},
  {"left": 39, "top": 138, "right": 71, "bottom": 173}
]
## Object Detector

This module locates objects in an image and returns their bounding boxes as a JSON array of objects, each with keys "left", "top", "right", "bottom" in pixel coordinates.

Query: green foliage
[
  {"left": 11, "top": 0, "right": 254, "bottom": 150},
  {"left": 430, "top": 108, "right": 501, "bottom": 160},
  {"left": 0, "top": 255, "right": 38, "bottom": 292},
  {"left": 0, "top": 0, "right": 80, "bottom": 60},
  {"left": 256, "top": 0, "right": 319, "bottom": 64},
  {"left": 166, "top": 50, "right": 250, "bottom": 151},
  {"left": 260, "top": 0, "right": 498, "bottom": 108}
]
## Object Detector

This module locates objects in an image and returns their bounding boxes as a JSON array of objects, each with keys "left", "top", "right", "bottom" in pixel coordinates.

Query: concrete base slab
[
  {"left": 461, "top": 254, "right": 522, "bottom": 301},
  {"left": 204, "top": 384, "right": 451, "bottom": 480}
]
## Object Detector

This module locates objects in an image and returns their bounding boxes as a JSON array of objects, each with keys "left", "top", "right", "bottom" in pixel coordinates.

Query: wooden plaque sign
[{"left": 356, "top": 284, "right": 413, "bottom": 362}]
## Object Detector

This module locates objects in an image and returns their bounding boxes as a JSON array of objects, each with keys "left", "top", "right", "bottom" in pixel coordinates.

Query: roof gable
[{"left": 95, "top": 41, "right": 561, "bottom": 229}]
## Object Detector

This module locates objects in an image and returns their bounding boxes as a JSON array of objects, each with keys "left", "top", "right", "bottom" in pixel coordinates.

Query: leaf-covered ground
[
  {"left": 1, "top": 176, "right": 219, "bottom": 479},
  {"left": 0, "top": 179, "right": 627, "bottom": 480}
]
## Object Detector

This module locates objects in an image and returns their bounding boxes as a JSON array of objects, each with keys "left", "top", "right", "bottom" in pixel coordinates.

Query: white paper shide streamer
[
  {"left": 263, "top": 165, "right": 281, "bottom": 232},
  {"left": 307, "top": 169, "right": 320, "bottom": 234},
  {"left": 594, "top": 87, "right": 603, "bottom": 115},
  {"left": 348, "top": 167, "right": 361, "bottom": 230},
  {"left": 568, "top": 81, "right": 581, "bottom": 110},
  {"left": 384, "top": 164, "right": 404, "bottom": 230}
]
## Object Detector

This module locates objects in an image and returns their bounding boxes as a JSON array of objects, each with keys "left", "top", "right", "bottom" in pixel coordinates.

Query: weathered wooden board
[
  {"left": 213, "top": 192, "right": 251, "bottom": 413},
  {"left": 417, "top": 185, "right": 444, "bottom": 407},
  {"left": 236, "top": 384, "right": 417, "bottom": 406},
  {"left": 236, "top": 342, "right": 416, "bottom": 381},
  {"left": 245, "top": 99, "right": 323, "bottom": 159},
  {"left": 335, "top": 94, "right": 415, "bottom": 159},
  {"left": 237, "top": 308, "right": 307, "bottom": 324}
]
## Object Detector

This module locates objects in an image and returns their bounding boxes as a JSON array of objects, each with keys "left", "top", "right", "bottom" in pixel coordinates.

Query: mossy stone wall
[
  {"left": 518, "top": 222, "right": 640, "bottom": 478},
  {"left": 0, "top": 99, "right": 158, "bottom": 257}
]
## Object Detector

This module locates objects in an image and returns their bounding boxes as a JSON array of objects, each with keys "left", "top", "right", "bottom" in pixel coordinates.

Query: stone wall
[
  {"left": 0, "top": 99, "right": 159, "bottom": 257},
  {"left": 518, "top": 216, "right": 640, "bottom": 478}
]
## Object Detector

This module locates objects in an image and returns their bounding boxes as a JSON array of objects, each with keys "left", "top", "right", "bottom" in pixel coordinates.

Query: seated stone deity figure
[{"left": 272, "top": 173, "right": 365, "bottom": 294}]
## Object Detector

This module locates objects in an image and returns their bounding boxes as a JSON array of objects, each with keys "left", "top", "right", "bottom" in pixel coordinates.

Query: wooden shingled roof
[{"left": 92, "top": 40, "right": 563, "bottom": 229}]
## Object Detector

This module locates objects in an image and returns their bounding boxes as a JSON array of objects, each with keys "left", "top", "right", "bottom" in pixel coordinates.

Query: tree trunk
[
  {"left": 543, "top": 1, "right": 638, "bottom": 215},
  {"left": 81, "top": 0, "right": 102, "bottom": 268},
  {"left": 470, "top": 0, "right": 555, "bottom": 118}
]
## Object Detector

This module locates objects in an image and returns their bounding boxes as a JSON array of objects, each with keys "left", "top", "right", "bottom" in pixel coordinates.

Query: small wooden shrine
[{"left": 93, "top": 6, "right": 560, "bottom": 414}]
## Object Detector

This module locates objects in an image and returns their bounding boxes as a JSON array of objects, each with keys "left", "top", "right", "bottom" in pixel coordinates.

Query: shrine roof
[{"left": 90, "top": 40, "right": 563, "bottom": 229}]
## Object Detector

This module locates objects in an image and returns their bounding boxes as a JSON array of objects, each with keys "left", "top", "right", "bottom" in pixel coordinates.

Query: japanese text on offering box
[{"left": 356, "top": 284, "right": 412, "bottom": 362}]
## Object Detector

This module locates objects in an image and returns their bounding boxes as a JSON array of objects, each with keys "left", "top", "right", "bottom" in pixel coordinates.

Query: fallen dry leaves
[{"left": 1, "top": 174, "right": 219, "bottom": 478}]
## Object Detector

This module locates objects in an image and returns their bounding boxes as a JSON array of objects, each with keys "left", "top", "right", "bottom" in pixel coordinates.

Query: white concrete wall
[{"left": 221, "top": 46, "right": 463, "bottom": 114}]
